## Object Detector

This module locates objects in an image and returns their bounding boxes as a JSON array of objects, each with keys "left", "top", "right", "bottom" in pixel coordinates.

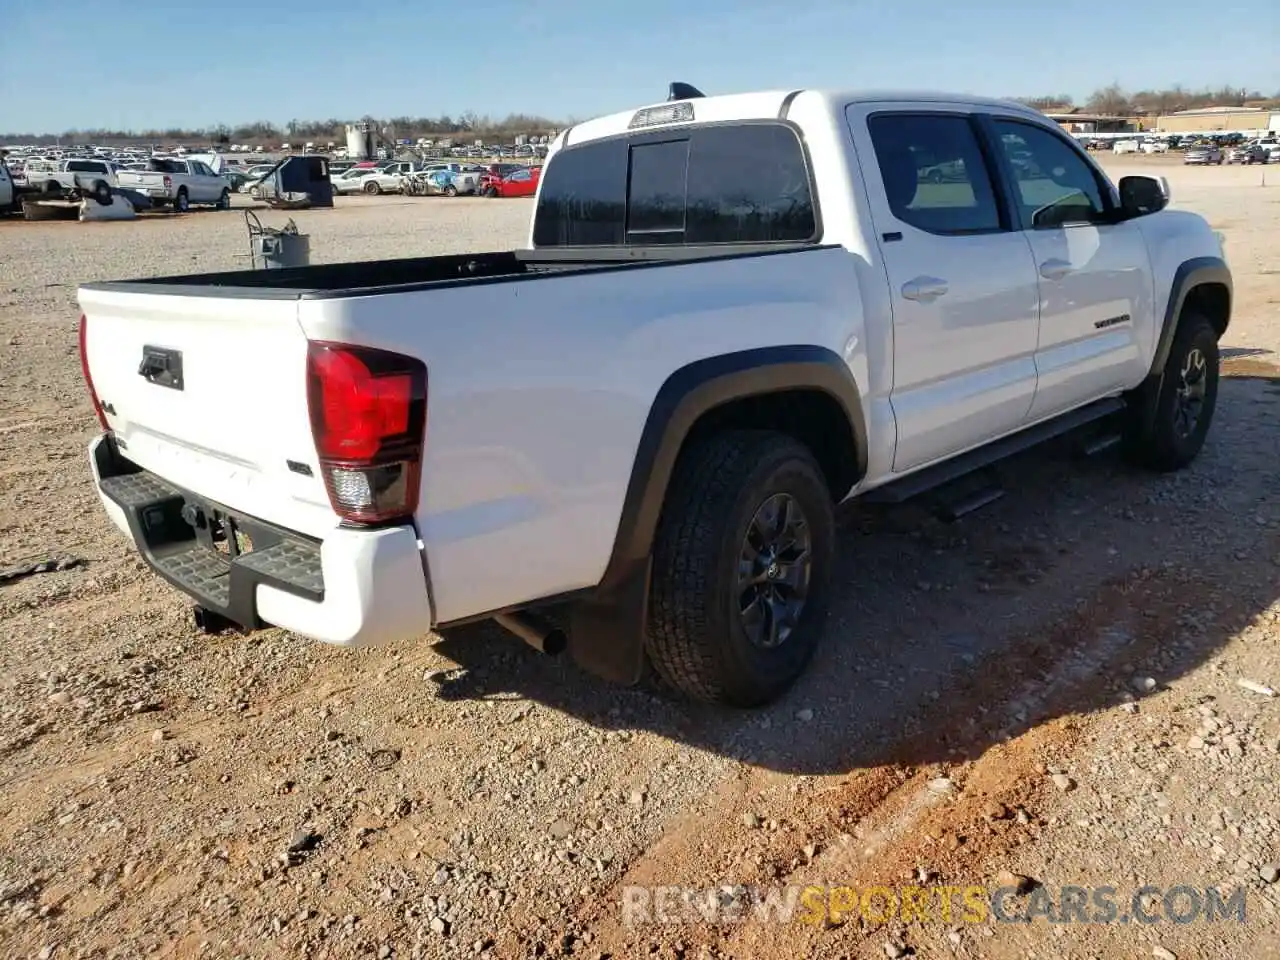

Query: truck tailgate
[
  {"left": 116, "top": 171, "right": 161, "bottom": 185},
  {"left": 79, "top": 286, "right": 337, "bottom": 539},
  {"left": 116, "top": 172, "right": 168, "bottom": 193}
]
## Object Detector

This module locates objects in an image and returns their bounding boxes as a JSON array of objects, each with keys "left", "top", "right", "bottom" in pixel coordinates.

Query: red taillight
[
  {"left": 163, "top": 175, "right": 172, "bottom": 190},
  {"left": 78, "top": 314, "right": 109, "bottom": 431},
  {"left": 306, "top": 341, "right": 427, "bottom": 525}
]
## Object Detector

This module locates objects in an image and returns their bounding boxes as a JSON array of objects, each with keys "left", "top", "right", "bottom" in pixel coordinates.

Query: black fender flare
[
  {"left": 567, "top": 344, "right": 868, "bottom": 685},
  {"left": 1148, "top": 256, "right": 1231, "bottom": 376},
  {"left": 1129, "top": 256, "right": 1231, "bottom": 436}
]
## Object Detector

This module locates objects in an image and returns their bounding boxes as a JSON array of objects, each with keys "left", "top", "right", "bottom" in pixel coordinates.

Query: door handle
[
  {"left": 901, "top": 276, "right": 949, "bottom": 302},
  {"left": 1039, "top": 258, "right": 1073, "bottom": 281}
]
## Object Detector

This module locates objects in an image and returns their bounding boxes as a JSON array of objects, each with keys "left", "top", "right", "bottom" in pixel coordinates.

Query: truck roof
[{"left": 560, "top": 88, "right": 1046, "bottom": 148}]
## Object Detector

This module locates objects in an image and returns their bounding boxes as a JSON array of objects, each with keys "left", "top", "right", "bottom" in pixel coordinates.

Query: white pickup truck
[
  {"left": 78, "top": 85, "right": 1231, "bottom": 706},
  {"left": 114, "top": 157, "right": 231, "bottom": 211},
  {"left": 21, "top": 158, "right": 118, "bottom": 204},
  {"left": 0, "top": 161, "right": 17, "bottom": 211}
]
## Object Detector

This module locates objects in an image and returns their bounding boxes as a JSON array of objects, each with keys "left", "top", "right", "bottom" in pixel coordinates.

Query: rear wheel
[
  {"left": 174, "top": 188, "right": 190, "bottom": 212},
  {"left": 216, "top": 188, "right": 231, "bottom": 210},
  {"left": 1123, "top": 313, "right": 1220, "bottom": 471},
  {"left": 90, "top": 179, "right": 113, "bottom": 206},
  {"left": 364, "top": 180, "right": 381, "bottom": 195},
  {"left": 646, "top": 430, "right": 835, "bottom": 706}
]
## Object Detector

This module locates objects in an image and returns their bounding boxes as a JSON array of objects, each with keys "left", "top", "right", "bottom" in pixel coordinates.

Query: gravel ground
[{"left": 0, "top": 157, "right": 1278, "bottom": 960}]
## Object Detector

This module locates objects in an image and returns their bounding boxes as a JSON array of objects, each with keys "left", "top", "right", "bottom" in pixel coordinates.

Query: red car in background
[{"left": 480, "top": 165, "right": 540, "bottom": 198}]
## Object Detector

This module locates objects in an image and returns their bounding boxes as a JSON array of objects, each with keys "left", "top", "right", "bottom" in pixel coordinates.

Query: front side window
[
  {"left": 866, "top": 113, "right": 1002, "bottom": 235},
  {"left": 532, "top": 122, "right": 817, "bottom": 247},
  {"left": 992, "top": 120, "right": 1107, "bottom": 228}
]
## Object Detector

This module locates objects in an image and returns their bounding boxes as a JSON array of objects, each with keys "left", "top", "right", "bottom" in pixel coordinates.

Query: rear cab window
[{"left": 532, "top": 123, "right": 818, "bottom": 247}]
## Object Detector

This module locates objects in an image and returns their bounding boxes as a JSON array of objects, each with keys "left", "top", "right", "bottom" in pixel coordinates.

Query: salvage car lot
[{"left": 1, "top": 155, "right": 1279, "bottom": 959}]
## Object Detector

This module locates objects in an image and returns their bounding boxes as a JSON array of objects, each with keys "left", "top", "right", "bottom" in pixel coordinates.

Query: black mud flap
[{"left": 566, "top": 557, "right": 651, "bottom": 685}]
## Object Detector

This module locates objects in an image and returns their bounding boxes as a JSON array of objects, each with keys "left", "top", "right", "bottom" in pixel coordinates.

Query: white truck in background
[
  {"left": 114, "top": 157, "right": 231, "bottom": 211},
  {"left": 78, "top": 84, "right": 1231, "bottom": 706},
  {"left": 0, "top": 160, "right": 16, "bottom": 211},
  {"left": 20, "top": 157, "right": 119, "bottom": 204}
]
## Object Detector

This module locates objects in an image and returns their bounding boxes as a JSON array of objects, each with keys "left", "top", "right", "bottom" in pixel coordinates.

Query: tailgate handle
[{"left": 138, "top": 346, "right": 184, "bottom": 391}]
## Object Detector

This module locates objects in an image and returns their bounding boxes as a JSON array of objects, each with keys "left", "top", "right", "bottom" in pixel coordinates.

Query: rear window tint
[{"left": 532, "top": 123, "right": 817, "bottom": 247}]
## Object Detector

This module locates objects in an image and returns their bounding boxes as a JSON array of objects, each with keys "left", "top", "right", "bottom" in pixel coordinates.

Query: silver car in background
[{"left": 1183, "top": 144, "right": 1223, "bottom": 165}]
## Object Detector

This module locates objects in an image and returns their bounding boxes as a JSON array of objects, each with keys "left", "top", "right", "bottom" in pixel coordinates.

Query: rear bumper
[{"left": 89, "top": 434, "right": 433, "bottom": 646}]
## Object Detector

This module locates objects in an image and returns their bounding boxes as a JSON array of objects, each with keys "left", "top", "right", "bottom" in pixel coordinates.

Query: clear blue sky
[{"left": 1, "top": 0, "right": 1277, "bottom": 134}]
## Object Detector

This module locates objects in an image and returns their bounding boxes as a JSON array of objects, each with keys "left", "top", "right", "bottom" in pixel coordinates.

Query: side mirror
[{"left": 1117, "top": 175, "right": 1170, "bottom": 218}]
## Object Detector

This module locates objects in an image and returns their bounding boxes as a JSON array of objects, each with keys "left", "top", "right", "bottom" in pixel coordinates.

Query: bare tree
[
  {"left": 1086, "top": 83, "right": 1134, "bottom": 116},
  {"left": 1014, "top": 95, "right": 1074, "bottom": 111},
  {"left": 9, "top": 83, "right": 1276, "bottom": 145}
]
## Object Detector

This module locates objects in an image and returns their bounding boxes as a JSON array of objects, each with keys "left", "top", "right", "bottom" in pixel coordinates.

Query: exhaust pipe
[{"left": 494, "top": 612, "right": 567, "bottom": 656}]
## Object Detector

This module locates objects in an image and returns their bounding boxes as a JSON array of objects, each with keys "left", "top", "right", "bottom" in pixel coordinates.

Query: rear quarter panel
[{"left": 296, "top": 247, "right": 868, "bottom": 623}]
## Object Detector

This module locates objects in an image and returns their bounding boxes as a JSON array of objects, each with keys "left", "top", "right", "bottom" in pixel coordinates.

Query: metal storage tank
[{"left": 345, "top": 122, "right": 374, "bottom": 160}]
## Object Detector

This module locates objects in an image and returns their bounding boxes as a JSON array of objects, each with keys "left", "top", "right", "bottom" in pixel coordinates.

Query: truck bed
[
  {"left": 80, "top": 244, "right": 824, "bottom": 300},
  {"left": 78, "top": 240, "right": 856, "bottom": 628}
]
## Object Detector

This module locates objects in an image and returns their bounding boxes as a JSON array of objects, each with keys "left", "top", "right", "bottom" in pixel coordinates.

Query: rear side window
[
  {"left": 532, "top": 123, "right": 817, "bottom": 247},
  {"left": 867, "top": 113, "right": 1002, "bottom": 235}
]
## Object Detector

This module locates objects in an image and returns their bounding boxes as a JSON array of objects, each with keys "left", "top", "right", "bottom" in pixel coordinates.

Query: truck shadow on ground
[{"left": 430, "top": 368, "right": 1280, "bottom": 777}]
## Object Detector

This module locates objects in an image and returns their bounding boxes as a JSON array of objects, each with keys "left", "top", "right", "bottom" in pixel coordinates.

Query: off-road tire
[
  {"left": 646, "top": 429, "right": 835, "bottom": 707},
  {"left": 1123, "top": 312, "right": 1219, "bottom": 471}
]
